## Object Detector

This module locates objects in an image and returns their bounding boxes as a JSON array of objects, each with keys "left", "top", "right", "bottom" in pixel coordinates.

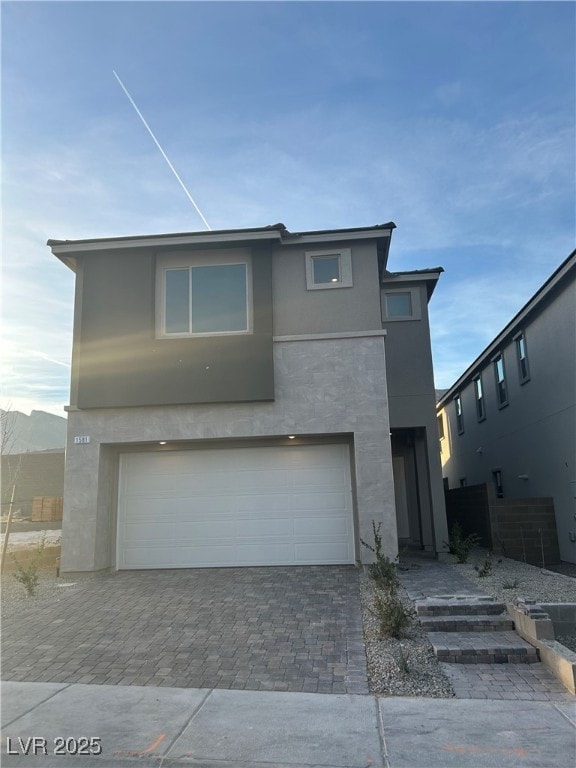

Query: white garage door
[{"left": 117, "top": 444, "right": 354, "bottom": 569}]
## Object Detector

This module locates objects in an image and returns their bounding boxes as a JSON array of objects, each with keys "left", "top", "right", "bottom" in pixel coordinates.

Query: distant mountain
[{"left": 1, "top": 410, "right": 67, "bottom": 454}]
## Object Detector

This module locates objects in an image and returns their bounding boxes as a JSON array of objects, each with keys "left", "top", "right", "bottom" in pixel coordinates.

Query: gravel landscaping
[
  {"left": 360, "top": 549, "right": 576, "bottom": 697},
  {"left": 2, "top": 549, "right": 575, "bottom": 696},
  {"left": 360, "top": 574, "right": 456, "bottom": 697}
]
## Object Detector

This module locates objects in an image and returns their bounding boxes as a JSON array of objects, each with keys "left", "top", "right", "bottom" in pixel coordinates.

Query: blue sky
[{"left": 2, "top": 1, "right": 574, "bottom": 417}]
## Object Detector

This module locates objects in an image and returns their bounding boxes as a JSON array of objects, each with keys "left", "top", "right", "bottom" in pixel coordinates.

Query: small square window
[
  {"left": 386, "top": 292, "right": 413, "bottom": 318},
  {"left": 312, "top": 256, "right": 341, "bottom": 284},
  {"left": 305, "top": 249, "right": 352, "bottom": 290}
]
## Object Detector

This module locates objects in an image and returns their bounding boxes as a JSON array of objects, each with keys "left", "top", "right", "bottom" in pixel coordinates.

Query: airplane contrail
[{"left": 112, "top": 70, "right": 212, "bottom": 231}]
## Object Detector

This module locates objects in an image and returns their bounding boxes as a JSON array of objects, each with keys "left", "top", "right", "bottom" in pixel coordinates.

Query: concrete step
[
  {"left": 416, "top": 596, "right": 506, "bottom": 617},
  {"left": 420, "top": 614, "right": 514, "bottom": 633},
  {"left": 427, "top": 630, "right": 540, "bottom": 664}
]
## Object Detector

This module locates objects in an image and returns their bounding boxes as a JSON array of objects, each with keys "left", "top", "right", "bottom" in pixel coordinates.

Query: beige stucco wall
[{"left": 61, "top": 334, "right": 395, "bottom": 572}]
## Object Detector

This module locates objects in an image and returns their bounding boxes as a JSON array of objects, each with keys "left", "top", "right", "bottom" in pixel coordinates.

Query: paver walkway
[
  {"left": 399, "top": 556, "right": 574, "bottom": 702},
  {"left": 1, "top": 566, "right": 368, "bottom": 694}
]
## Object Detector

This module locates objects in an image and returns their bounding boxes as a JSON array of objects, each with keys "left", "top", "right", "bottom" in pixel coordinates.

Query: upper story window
[
  {"left": 305, "top": 248, "right": 352, "bottom": 290},
  {"left": 474, "top": 375, "right": 486, "bottom": 421},
  {"left": 437, "top": 413, "right": 445, "bottom": 440},
  {"left": 493, "top": 353, "right": 508, "bottom": 408},
  {"left": 382, "top": 286, "right": 421, "bottom": 321},
  {"left": 515, "top": 331, "right": 530, "bottom": 383},
  {"left": 455, "top": 393, "right": 464, "bottom": 434},
  {"left": 157, "top": 251, "right": 251, "bottom": 338},
  {"left": 386, "top": 292, "right": 412, "bottom": 318}
]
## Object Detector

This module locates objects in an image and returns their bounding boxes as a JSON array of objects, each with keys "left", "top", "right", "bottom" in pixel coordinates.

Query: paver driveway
[{"left": 1, "top": 566, "right": 368, "bottom": 694}]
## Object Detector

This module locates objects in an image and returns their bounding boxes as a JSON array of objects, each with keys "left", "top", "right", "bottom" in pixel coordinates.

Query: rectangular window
[
  {"left": 515, "top": 332, "right": 530, "bottom": 383},
  {"left": 386, "top": 292, "right": 413, "bottom": 318},
  {"left": 474, "top": 375, "right": 485, "bottom": 421},
  {"left": 455, "top": 393, "right": 464, "bottom": 434},
  {"left": 459, "top": 478, "right": 467, "bottom": 488},
  {"left": 492, "top": 469, "right": 504, "bottom": 498},
  {"left": 493, "top": 354, "right": 508, "bottom": 408},
  {"left": 162, "top": 263, "right": 248, "bottom": 336},
  {"left": 305, "top": 248, "right": 352, "bottom": 290},
  {"left": 437, "top": 413, "right": 445, "bottom": 440}
]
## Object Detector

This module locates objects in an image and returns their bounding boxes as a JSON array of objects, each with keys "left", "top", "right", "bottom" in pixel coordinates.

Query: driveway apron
[{"left": 1, "top": 566, "right": 369, "bottom": 694}]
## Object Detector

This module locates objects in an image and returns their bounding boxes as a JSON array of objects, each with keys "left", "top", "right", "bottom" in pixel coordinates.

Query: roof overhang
[
  {"left": 382, "top": 268, "right": 444, "bottom": 301},
  {"left": 48, "top": 222, "right": 396, "bottom": 271}
]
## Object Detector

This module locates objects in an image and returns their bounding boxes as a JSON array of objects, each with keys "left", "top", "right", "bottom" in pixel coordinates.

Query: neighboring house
[
  {"left": 48, "top": 223, "right": 448, "bottom": 573},
  {"left": 437, "top": 250, "right": 576, "bottom": 564},
  {"left": 1, "top": 449, "right": 65, "bottom": 518}
]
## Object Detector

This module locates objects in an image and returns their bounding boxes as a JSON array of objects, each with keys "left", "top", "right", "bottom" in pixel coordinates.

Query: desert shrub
[
  {"left": 11, "top": 534, "right": 46, "bottom": 597},
  {"left": 369, "top": 588, "right": 411, "bottom": 639},
  {"left": 361, "top": 520, "right": 399, "bottom": 592},
  {"left": 445, "top": 522, "right": 480, "bottom": 564}
]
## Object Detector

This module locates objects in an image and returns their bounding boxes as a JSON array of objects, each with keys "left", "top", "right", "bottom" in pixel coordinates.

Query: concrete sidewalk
[{"left": 1, "top": 681, "right": 575, "bottom": 768}]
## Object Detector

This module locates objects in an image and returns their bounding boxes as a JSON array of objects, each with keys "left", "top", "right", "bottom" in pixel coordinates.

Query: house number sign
[{"left": 73, "top": 436, "right": 91, "bottom": 444}]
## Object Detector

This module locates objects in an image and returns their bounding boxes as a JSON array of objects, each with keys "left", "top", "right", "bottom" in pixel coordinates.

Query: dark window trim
[
  {"left": 437, "top": 413, "right": 445, "bottom": 440},
  {"left": 492, "top": 468, "right": 504, "bottom": 498},
  {"left": 513, "top": 330, "right": 531, "bottom": 384},
  {"left": 455, "top": 393, "right": 464, "bottom": 434},
  {"left": 473, "top": 374, "right": 486, "bottom": 422},
  {"left": 492, "top": 352, "right": 509, "bottom": 409}
]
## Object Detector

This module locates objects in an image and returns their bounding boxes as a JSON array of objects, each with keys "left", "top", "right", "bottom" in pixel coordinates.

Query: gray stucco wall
[
  {"left": 272, "top": 242, "right": 383, "bottom": 336},
  {"left": 441, "top": 279, "right": 576, "bottom": 563},
  {"left": 382, "top": 281, "right": 448, "bottom": 553},
  {"left": 61, "top": 334, "right": 395, "bottom": 572},
  {"left": 74, "top": 244, "right": 274, "bottom": 408}
]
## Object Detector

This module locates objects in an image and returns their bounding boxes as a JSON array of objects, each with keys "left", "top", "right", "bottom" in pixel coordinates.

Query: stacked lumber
[{"left": 31, "top": 496, "right": 63, "bottom": 522}]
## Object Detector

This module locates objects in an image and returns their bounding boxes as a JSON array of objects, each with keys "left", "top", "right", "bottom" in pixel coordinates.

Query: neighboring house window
[
  {"left": 515, "top": 331, "right": 530, "bottom": 383},
  {"left": 474, "top": 375, "right": 486, "bottom": 421},
  {"left": 492, "top": 469, "right": 504, "bottom": 498},
  {"left": 160, "top": 263, "right": 249, "bottom": 336},
  {"left": 305, "top": 248, "right": 352, "bottom": 290},
  {"left": 493, "top": 354, "right": 508, "bottom": 408},
  {"left": 459, "top": 478, "right": 467, "bottom": 488},
  {"left": 437, "top": 413, "right": 445, "bottom": 440},
  {"left": 455, "top": 394, "right": 464, "bottom": 434}
]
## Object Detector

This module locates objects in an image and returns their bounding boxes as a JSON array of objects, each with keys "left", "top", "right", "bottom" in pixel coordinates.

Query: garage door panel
[
  {"left": 122, "top": 545, "right": 241, "bottom": 568},
  {"left": 238, "top": 518, "right": 293, "bottom": 537},
  {"left": 295, "top": 542, "right": 352, "bottom": 562},
  {"left": 292, "top": 491, "right": 349, "bottom": 512},
  {"left": 235, "top": 544, "right": 294, "bottom": 564},
  {"left": 294, "top": 516, "right": 349, "bottom": 536},
  {"left": 118, "top": 444, "right": 354, "bottom": 568},
  {"left": 291, "top": 467, "right": 346, "bottom": 489}
]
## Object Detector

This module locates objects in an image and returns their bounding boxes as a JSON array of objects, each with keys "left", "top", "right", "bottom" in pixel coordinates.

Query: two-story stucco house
[
  {"left": 437, "top": 250, "right": 576, "bottom": 564},
  {"left": 48, "top": 222, "right": 448, "bottom": 573}
]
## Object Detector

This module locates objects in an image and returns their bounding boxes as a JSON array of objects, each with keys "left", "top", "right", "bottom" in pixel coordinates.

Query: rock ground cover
[{"left": 2, "top": 550, "right": 575, "bottom": 694}]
